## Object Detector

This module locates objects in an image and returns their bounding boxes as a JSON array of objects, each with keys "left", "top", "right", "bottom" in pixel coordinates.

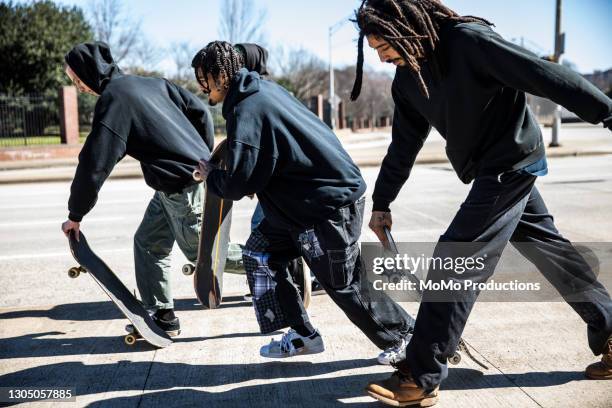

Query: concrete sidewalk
[
  {"left": 0, "top": 124, "right": 610, "bottom": 184},
  {"left": 1, "top": 295, "right": 610, "bottom": 407}
]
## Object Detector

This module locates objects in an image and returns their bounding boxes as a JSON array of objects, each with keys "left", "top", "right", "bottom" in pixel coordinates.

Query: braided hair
[
  {"left": 191, "top": 41, "right": 245, "bottom": 91},
  {"left": 351, "top": 0, "right": 493, "bottom": 100}
]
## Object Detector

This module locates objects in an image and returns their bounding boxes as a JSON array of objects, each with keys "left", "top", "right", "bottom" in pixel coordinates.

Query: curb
[{"left": 0, "top": 149, "right": 610, "bottom": 185}]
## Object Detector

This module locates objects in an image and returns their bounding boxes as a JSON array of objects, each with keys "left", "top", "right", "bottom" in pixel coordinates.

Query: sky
[{"left": 52, "top": 0, "right": 612, "bottom": 75}]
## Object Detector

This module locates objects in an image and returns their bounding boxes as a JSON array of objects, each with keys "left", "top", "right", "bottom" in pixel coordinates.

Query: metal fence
[{"left": 0, "top": 94, "right": 61, "bottom": 147}]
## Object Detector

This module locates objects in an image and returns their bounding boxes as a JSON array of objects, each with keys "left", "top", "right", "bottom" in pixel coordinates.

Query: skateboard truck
[
  {"left": 449, "top": 339, "right": 489, "bottom": 369},
  {"left": 68, "top": 266, "right": 87, "bottom": 279},
  {"left": 124, "top": 324, "right": 142, "bottom": 346}
]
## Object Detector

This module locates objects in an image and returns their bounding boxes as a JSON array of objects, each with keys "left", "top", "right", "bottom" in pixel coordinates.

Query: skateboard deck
[
  {"left": 191, "top": 139, "right": 233, "bottom": 308},
  {"left": 383, "top": 227, "right": 488, "bottom": 369},
  {"left": 289, "top": 257, "right": 312, "bottom": 309},
  {"left": 67, "top": 231, "right": 172, "bottom": 348}
]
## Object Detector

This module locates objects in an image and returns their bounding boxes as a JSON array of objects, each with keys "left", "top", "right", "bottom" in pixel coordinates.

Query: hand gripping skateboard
[
  {"left": 187, "top": 139, "right": 233, "bottom": 309},
  {"left": 383, "top": 227, "right": 488, "bottom": 370},
  {"left": 67, "top": 230, "right": 172, "bottom": 348}
]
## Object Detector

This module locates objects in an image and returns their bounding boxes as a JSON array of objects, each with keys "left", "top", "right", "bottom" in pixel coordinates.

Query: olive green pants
[{"left": 134, "top": 183, "right": 203, "bottom": 310}]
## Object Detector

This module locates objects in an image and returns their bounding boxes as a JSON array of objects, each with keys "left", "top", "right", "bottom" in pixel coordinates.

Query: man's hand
[
  {"left": 369, "top": 211, "right": 392, "bottom": 246},
  {"left": 193, "top": 159, "right": 216, "bottom": 182},
  {"left": 62, "top": 219, "right": 80, "bottom": 241}
]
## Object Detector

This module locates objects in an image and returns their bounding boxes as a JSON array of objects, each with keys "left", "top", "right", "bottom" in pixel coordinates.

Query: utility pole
[
  {"left": 328, "top": 16, "right": 350, "bottom": 130},
  {"left": 550, "top": 0, "right": 564, "bottom": 147}
]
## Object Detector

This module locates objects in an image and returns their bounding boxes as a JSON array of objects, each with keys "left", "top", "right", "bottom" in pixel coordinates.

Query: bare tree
[
  {"left": 168, "top": 41, "right": 200, "bottom": 92},
  {"left": 218, "top": 0, "right": 267, "bottom": 44},
  {"left": 271, "top": 46, "right": 328, "bottom": 100},
  {"left": 88, "top": 0, "right": 143, "bottom": 65},
  {"left": 335, "top": 66, "right": 394, "bottom": 126}
]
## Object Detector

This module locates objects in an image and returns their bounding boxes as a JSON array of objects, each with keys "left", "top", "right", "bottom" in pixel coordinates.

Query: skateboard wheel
[
  {"left": 124, "top": 334, "right": 137, "bottom": 346},
  {"left": 68, "top": 267, "right": 81, "bottom": 279},
  {"left": 449, "top": 352, "right": 462, "bottom": 365},
  {"left": 182, "top": 264, "right": 195, "bottom": 276}
]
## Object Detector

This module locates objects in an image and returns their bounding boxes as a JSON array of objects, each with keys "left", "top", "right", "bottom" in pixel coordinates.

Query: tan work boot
[
  {"left": 585, "top": 335, "right": 612, "bottom": 380},
  {"left": 366, "top": 370, "right": 439, "bottom": 407}
]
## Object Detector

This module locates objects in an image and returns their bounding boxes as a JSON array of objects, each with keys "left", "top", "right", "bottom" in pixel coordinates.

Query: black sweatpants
[
  {"left": 243, "top": 197, "right": 414, "bottom": 349},
  {"left": 400, "top": 171, "right": 612, "bottom": 391}
]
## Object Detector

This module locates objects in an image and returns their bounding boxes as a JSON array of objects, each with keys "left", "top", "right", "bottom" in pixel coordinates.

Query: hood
[
  {"left": 236, "top": 43, "right": 269, "bottom": 76},
  {"left": 222, "top": 68, "right": 261, "bottom": 119},
  {"left": 64, "top": 42, "right": 122, "bottom": 94}
]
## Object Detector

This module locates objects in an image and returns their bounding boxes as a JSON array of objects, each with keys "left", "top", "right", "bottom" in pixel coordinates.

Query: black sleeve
[
  {"left": 465, "top": 26, "right": 612, "bottom": 124},
  {"left": 206, "top": 115, "right": 277, "bottom": 200},
  {"left": 67, "top": 124, "right": 127, "bottom": 221},
  {"left": 177, "top": 86, "right": 215, "bottom": 151},
  {"left": 372, "top": 84, "right": 431, "bottom": 212}
]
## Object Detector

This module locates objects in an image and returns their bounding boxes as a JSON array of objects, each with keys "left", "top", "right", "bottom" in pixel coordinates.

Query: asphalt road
[{"left": 1, "top": 154, "right": 611, "bottom": 309}]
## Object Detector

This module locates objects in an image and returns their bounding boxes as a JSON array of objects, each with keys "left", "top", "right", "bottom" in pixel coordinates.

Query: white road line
[
  {"left": 0, "top": 199, "right": 145, "bottom": 210},
  {"left": 0, "top": 247, "right": 132, "bottom": 261},
  {"left": 0, "top": 200, "right": 146, "bottom": 211},
  {"left": 0, "top": 217, "right": 125, "bottom": 228}
]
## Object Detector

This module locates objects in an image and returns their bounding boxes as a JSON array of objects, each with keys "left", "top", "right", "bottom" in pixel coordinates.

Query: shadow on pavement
[
  {"left": 0, "top": 359, "right": 379, "bottom": 398},
  {"left": 85, "top": 377, "right": 382, "bottom": 407},
  {"left": 0, "top": 297, "right": 249, "bottom": 322},
  {"left": 440, "top": 368, "right": 586, "bottom": 390},
  {"left": 0, "top": 332, "right": 167, "bottom": 359}
]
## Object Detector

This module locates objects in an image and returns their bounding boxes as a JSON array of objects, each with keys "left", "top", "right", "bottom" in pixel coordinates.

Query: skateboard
[
  {"left": 382, "top": 227, "right": 488, "bottom": 369},
  {"left": 187, "top": 139, "right": 233, "bottom": 309},
  {"left": 67, "top": 231, "right": 172, "bottom": 348},
  {"left": 290, "top": 257, "right": 312, "bottom": 309}
]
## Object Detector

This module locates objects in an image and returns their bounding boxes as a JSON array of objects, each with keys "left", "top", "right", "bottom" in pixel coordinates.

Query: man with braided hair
[
  {"left": 350, "top": 0, "right": 612, "bottom": 405},
  {"left": 191, "top": 40, "right": 415, "bottom": 360}
]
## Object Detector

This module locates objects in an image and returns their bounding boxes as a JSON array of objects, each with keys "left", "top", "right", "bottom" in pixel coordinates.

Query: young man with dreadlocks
[
  {"left": 351, "top": 0, "right": 612, "bottom": 406},
  {"left": 191, "top": 40, "right": 415, "bottom": 360},
  {"left": 61, "top": 41, "right": 270, "bottom": 338}
]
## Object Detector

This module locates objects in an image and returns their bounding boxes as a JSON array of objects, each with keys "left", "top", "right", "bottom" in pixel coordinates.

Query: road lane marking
[
  {"left": 0, "top": 217, "right": 125, "bottom": 228},
  {"left": 0, "top": 199, "right": 145, "bottom": 210},
  {"left": 0, "top": 247, "right": 132, "bottom": 261}
]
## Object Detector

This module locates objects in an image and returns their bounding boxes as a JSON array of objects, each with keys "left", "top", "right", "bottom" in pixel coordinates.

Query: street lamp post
[
  {"left": 550, "top": 0, "right": 564, "bottom": 147},
  {"left": 328, "top": 16, "right": 350, "bottom": 130}
]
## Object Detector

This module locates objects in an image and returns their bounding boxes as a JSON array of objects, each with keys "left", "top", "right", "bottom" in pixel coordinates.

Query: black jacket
[
  {"left": 373, "top": 22, "right": 612, "bottom": 211},
  {"left": 207, "top": 69, "right": 366, "bottom": 228},
  {"left": 65, "top": 42, "right": 214, "bottom": 222}
]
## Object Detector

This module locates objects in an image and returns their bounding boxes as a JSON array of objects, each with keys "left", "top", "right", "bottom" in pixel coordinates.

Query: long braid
[
  {"left": 351, "top": 0, "right": 493, "bottom": 100},
  {"left": 191, "top": 41, "right": 245, "bottom": 91}
]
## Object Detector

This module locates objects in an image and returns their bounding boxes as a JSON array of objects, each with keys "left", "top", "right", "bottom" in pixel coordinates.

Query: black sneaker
[
  {"left": 152, "top": 311, "right": 181, "bottom": 337},
  {"left": 126, "top": 309, "right": 181, "bottom": 337}
]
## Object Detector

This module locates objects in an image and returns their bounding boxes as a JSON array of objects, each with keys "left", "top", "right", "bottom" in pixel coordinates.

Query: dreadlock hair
[
  {"left": 191, "top": 41, "right": 245, "bottom": 91},
  {"left": 351, "top": 0, "right": 493, "bottom": 100}
]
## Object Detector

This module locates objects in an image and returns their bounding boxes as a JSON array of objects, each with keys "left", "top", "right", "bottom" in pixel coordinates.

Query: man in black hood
[
  {"left": 60, "top": 41, "right": 268, "bottom": 336},
  {"left": 351, "top": 1, "right": 612, "bottom": 406},
  {"left": 191, "top": 40, "right": 415, "bottom": 361}
]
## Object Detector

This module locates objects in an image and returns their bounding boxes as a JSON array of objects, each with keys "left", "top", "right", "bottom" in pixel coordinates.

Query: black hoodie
[
  {"left": 206, "top": 68, "right": 366, "bottom": 229},
  {"left": 65, "top": 42, "right": 214, "bottom": 222},
  {"left": 372, "top": 22, "right": 612, "bottom": 212}
]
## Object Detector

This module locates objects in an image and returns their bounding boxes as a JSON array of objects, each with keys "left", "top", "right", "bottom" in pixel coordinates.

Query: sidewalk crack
[
  {"left": 460, "top": 339, "right": 543, "bottom": 408},
  {"left": 136, "top": 349, "right": 157, "bottom": 408}
]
